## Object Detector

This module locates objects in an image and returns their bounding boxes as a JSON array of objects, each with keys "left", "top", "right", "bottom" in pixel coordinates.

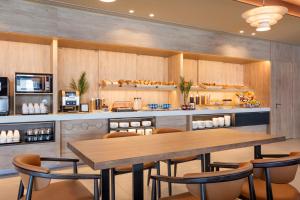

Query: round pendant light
[{"left": 242, "top": 4, "right": 288, "bottom": 32}]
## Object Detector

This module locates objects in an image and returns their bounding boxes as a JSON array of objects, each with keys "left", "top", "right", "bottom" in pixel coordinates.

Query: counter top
[{"left": 0, "top": 107, "right": 270, "bottom": 124}]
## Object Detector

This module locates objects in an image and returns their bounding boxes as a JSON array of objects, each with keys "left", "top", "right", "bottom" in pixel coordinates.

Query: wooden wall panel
[
  {"left": 136, "top": 55, "right": 168, "bottom": 82},
  {"left": 183, "top": 59, "right": 198, "bottom": 83},
  {"left": 58, "top": 48, "right": 99, "bottom": 103},
  {"left": 244, "top": 61, "right": 271, "bottom": 107},
  {"left": 0, "top": 40, "right": 51, "bottom": 110},
  {"left": 198, "top": 60, "right": 244, "bottom": 85}
]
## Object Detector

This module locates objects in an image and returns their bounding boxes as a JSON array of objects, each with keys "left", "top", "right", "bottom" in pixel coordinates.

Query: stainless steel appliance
[
  {"left": 0, "top": 77, "right": 9, "bottom": 116},
  {"left": 59, "top": 90, "right": 80, "bottom": 112},
  {"left": 15, "top": 73, "right": 53, "bottom": 93}
]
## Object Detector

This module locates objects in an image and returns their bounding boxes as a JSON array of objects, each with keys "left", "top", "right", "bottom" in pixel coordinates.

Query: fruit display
[{"left": 236, "top": 91, "right": 260, "bottom": 108}]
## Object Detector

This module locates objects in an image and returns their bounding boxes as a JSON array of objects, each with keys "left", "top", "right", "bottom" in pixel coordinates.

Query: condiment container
[
  {"left": 0, "top": 131, "right": 6, "bottom": 143},
  {"left": 6, "top": 130, "right": 13, "bottom": 143},
  {"left": 13, "top": 130, "right": 20, "bottom": 142},
  {"left": 224, "top": 115, "right": 231, "bottom": 127}
]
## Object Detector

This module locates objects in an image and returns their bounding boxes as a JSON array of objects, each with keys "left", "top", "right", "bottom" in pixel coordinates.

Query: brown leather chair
[
  {"left": 240, "top": 152, "right": 300, "bottom": 200},
  {"left": 151, "top": 162, "right": 255, "bottom": 200},
  {"left": 13, "top": 154, "right": 101, "bottom": 200},
  {"left": 103, "top": 132, "right": 160, "bottom": 200},
  {"left": 153, "top": 128, "right": 203, "bottom": 195}
]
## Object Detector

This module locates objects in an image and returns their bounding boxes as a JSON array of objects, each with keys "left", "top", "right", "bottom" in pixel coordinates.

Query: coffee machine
[
  {"left": 0, "top": 77, "right": 9, "bottom": 116},
  {"left": 59, "top": 90, "right": 80, "bottom": 112}
]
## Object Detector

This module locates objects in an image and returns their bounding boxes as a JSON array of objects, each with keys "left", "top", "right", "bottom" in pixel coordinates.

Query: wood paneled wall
[
  {"left": 244, "top": 61, "right": 271, "bottom": 107},
  {"left": 58, "top": 48, "right": 170, "bottom": 105}
]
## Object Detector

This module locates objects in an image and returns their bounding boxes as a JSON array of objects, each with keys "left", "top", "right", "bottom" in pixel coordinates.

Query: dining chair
[
  {"left": 103, "top": 132, "right": 160, "bottom": 200},
  {"left": 210, "top": 152, "right": 300, "bottom": 200},
  {"left": 151, "top": 162, "right": 255, "bottom": 200},
  {"left": 153, "top": 128, "right": 203, "bottom": 196},
  {"left": 13, "top": 154, "right": 101, "bottom": 200}
]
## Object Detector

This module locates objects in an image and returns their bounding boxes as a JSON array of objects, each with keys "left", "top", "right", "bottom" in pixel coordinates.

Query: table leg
[
  {"left": 101, "top": 169, "right": 110, "bottom": 200},
  {"left": 132, "top": 163, "right": 144, "bottom": 200},
  {"left": 203, "top": 153, "right": 211, "bottom": 172},
  {"left": 254, "top": 145, "right": 262, "bottom": 159}
]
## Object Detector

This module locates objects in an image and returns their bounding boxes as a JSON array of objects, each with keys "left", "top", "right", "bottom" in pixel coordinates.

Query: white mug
[
  {"left": 218, "top": 117, "right": 225, "bottom": 127},
  {"left": 22, "top": 103, "right": 29, "bottom": 114},
  {"left": 192, "top": 121, "right": 198, "bottom": 129},
  {"left": 6, "top": 130, "right": 13, "bottom": 143},
  {"left": 28, "top": 103, "right": 34, "bottom": 114},
  {"left": 0, "top": 131, "right": 6, "bottom": 143},
  {"left": 212, "top": 118, "right": 219, "bottom": 127},
  {"left": 13, "top": 130, "right": 20, "bottom": 142},
  {"left": 224, "top": 115, "right": 231, "bottom": 127}
]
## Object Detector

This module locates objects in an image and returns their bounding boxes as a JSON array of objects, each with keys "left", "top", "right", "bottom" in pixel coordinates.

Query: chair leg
[
  {"left": 151, "top": 178, "right": 157, "bottom": 200},
  {"left": 110, "top": 169, "right": 116, "bottom": 200},
  {"left": 200, "top": 184, "right": 206, "bottom": 200},
  {"left": 94, "top": 179, "right": 100, "bottom": 200},
  {"left": 167, "top": 159, "right": 172, "bottom": 196},
  {"left": 264, "top": 168, "right": 273, "bottom": 200},
  {"left": 25, "top": 176, "right": 34, "bottom": 200},
  {"left": 17, "top": 180, "right": 24, "bottom": 200},
  {"left": 147, "top": 168, "right": 152, "bottom": 186},
  {"left": 156, "top": 161, "right": 161, "bottom": 198},
  {"left": 248, "top": 174, "right": 256, "bottom": 200},
  {"left": 174, "top": 163, "right": 178, "bottom": 177}
]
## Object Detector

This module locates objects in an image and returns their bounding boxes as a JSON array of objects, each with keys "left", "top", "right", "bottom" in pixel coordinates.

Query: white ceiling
[{"left": 37, "top": 0, "right": 300, "bottom": 45}]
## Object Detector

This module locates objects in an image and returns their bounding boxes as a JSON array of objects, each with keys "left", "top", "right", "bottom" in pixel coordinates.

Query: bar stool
[
  {"left": 153, "top": 128, "right": 203, "bottom": 196},
  {"left": 151, "top": 162, "right": 255, "bottom": 200},
  {"left": 103, "top": 132, "right": 160, "bottom": 200},
  {"left": 13, "top": 154, "right": 101, "bottom": 200}
]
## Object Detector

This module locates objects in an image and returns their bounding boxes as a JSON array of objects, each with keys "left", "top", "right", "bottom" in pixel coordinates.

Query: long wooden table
[{"left": 68, "top": 128, "right": 285, "bottom": 200}]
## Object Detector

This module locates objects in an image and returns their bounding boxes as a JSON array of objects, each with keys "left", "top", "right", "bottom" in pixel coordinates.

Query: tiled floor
[{"left": 0, "top": 139, "right": 299, "bottom": 200}]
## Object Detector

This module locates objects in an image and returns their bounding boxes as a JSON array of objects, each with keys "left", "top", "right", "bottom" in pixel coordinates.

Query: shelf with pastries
[
  {"left": 191, "top": 82, "right": 252, "bottom": 92},
  {"left": 99, "top": 80, "right": 177, "bottom": 91}
]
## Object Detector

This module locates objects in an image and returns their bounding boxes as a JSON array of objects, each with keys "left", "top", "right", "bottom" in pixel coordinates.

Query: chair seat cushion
[
  {"left": 241, "top": 178, "right": 300, "bottom": 200},
  {"left": 115, "top": 162, "right": 155, "bottom": 172},
  {"left": 160, "top": 192, "right": 198, "bottom": 200},
  {"left": 171, "top": 155, "right": 198, "bottom": 163},
  {"left": 23, "top": 180, "right": 94, "bottom": 200}
]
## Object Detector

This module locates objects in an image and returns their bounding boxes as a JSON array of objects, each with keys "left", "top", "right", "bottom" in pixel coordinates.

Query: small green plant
[
  {"left": 70, "top": 72, "right": 89, "bottom": 97},
  {"left": 179, "top": 76, "right": 193, "bottom": 105}
]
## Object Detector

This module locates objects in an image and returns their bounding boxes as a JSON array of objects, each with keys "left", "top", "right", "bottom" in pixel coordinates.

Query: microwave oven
[{"left": 15, "top": 73, "right": 53, "bottom": 93}]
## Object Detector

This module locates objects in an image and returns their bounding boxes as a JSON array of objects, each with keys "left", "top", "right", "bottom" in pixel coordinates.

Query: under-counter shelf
[{"left": 100, "top": 85, "right": 177, "bottom": 91}]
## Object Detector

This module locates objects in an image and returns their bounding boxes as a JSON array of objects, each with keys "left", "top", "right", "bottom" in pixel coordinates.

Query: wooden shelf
[
  {"left": 100, "top": 85, "right": 177, "bottom": 91},
  {"left": 190, "top": 86, "right": 251, "bottom": 92}
]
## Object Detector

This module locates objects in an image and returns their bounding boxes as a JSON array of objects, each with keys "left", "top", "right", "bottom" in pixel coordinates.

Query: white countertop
[{"left": 0, "top": 107, "right": 270, "bottom": 124}]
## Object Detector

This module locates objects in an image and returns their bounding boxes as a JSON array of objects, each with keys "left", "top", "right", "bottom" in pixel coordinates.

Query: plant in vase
[
  {"left": 70, "top": 72, "right": 89, "bottom": 102},
  {"left": 179, "top": 76, "right": 193, "bottom": 110}
]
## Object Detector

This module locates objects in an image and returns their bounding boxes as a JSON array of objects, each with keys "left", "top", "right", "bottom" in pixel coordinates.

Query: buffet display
[
  {"left": 191, "top": 82, "right": 249, "bottom": 91},
  {"left": 100, "top": 79, "right": 177, "bottom": 90}
]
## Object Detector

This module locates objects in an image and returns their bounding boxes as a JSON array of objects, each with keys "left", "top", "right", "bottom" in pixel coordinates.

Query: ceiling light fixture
[
  {"left": 242, "top": 0, "right": 288, "bottom": 32},
  {"left": 251, "top": 32, "right": 256, "bottom": 36},
  {"left": 100, "top": 0, "right": 116, "bottom": 3},
  {"left": 240, "top": 30, "right": 245, "bottom": 34},
  {"left": 149, "top": 13, "right": 155, "bottom": 17},
  {"left": 129, "top": 10, "right": 135, "bottom": 14}
]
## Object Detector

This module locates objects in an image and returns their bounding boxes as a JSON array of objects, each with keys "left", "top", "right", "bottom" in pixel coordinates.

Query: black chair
[
  {"left": 154, "top": 128, "right": 204, "bottom": 196},
  {"left": 151, "top": 162, "right": 255, "bottom": 200},
  {"left": 210, "top": 152, "right": 300, "bottom": 200},
  {"left": 13, "top": 154, "right": 101, "bottom": 200},
  {"left": 103, "top": 132, "right": 160, "bottom": 200}
]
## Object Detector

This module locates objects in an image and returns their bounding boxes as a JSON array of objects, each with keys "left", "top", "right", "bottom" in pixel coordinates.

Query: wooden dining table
[{"left": 68, "top": 128, "right": 285, "bottom": 200}]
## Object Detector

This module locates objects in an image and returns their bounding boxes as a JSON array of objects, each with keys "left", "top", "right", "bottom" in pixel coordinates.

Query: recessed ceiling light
[
  {"left": 251, "top": 32, "right": 256, "bottom": 36},
  {"left": 239, "top": 30, "right": 244, "bottom": 34},
  {"left": 129, "top": 10, "right": 135, "bottom": 14},
  {"left": 149, "top": 13, "right": 155, "bottom": 17},
  {"left": 100, "top": 0, "right": 116, "bottom": 2}
]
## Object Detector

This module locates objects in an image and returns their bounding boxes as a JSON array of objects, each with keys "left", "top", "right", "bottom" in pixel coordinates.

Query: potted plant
[
  {"left": 179, "top": 76, "right": 193, "bottom": 110},
  {"left": 70, "top": 72, "right": 89, "bottom": 102}
]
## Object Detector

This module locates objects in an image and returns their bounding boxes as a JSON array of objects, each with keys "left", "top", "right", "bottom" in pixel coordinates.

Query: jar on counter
[{"left": 133, "top": 98, "right": 142, "bottom": 111}]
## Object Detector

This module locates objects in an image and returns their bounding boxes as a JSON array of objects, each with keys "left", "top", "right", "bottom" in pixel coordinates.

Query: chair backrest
[
  {"left": 185, "top": 162, "right": 253, "bottom": 200},
  {"left": 13, "top": 154, "right": 51, "bottom": 191},
  {"left": 252, "top": 152, "right": 300, "bottom": 184},
  {"left": 153, "top": 128, "right": 183, "bottom": 134},
  {"left": 103, "top": 132, "right": 140, "bottom": 139}
]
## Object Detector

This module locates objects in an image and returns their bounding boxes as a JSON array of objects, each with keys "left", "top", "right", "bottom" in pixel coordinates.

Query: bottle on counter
[
  {"left": 133, "top": 97, "right": 142, "bottom": 111},
  {"left": 196, "top": 95, "right": 200, "bottom": 105},
  {"left": 189, "top": 95, "right": 194, "bottom": 104}
]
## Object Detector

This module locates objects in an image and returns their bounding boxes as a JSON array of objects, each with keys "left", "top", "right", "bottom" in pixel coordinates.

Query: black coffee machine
[{"left": 0, "top": 77, "right": 9, "bottom": 116}]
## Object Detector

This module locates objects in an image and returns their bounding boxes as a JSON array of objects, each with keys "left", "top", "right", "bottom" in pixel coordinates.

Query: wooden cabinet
[
  {"left": 60, "top": 119, "right": 108, "bottom": 157},
  {"left": 156, "top": 116, "right": 187, "bottom": 131}
]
